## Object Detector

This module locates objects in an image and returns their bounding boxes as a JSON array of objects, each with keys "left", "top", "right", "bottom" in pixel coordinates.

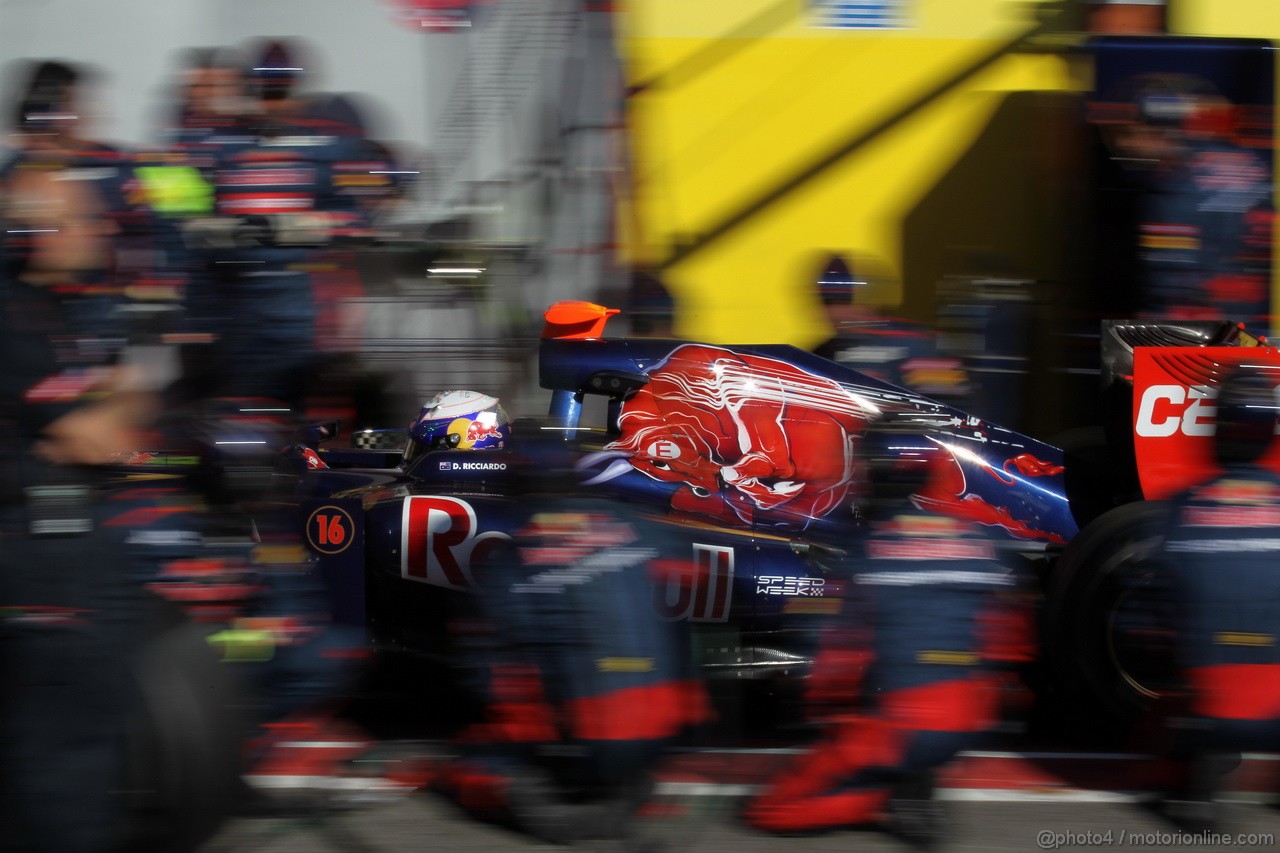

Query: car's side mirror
[{"left": 584, "top": 369, "right": 648, "bottom": 399}]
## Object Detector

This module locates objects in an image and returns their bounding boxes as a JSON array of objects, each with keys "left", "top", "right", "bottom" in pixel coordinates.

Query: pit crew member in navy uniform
[
  {"left": 0, "top": 163, "right": 170, "bottom": 852},
  {"left": 1153, "top": 364, "right": 1280, "bottom": 829},
  {"left": 151, "top": 45, "right": 377, "bottom": 775},
  {"left": 1104, "top": 77, "right": 1273, "bottom": 329},
  {"left": 177, "top": 39, "right": 374, "bottom": 410},
  {"left": 744, "top": 432, "right": 1017, "bottom": 842},
  {"left": 811, "top": 255, "right": 970, "bottom": 407},
  {"left": 4, "top": 60, "right": 187, "bottom": 313},
  {"left": 241, "top": 38, "right": 396, "bottom": 404},
  {"left": 434, "top": 417, "right": 709, "bottom": 845}
]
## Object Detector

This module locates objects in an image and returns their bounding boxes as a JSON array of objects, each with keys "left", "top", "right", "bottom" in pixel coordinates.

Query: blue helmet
[{"left": 404, "top": 390, "right": 510, "bottom": 464}]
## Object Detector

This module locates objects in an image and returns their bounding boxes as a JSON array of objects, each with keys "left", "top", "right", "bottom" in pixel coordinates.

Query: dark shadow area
[{"left": 901, "top": 90, "right": 1096, "bottom": 439}]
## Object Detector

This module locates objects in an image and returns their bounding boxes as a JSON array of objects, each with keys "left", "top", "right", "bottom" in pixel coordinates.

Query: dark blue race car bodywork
[{"left": 297, "top": 305, "right": 1077, "bottom": 679}]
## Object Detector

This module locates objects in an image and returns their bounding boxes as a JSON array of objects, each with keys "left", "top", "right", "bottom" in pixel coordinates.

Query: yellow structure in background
[
  {"left": 619, "top": 0, "right": 1278, "bottom": 346},
  {"left": 619, "top": 0, "right": 1081, "bottom": 345},
  {"left": 1176, "top": 3, "right": 1280, "bottom": 38}
]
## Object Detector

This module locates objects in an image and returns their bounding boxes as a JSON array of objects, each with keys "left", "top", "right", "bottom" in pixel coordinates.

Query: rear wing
[{"left": 1132, "top": 344, "right": 1280, "bottom": 499}]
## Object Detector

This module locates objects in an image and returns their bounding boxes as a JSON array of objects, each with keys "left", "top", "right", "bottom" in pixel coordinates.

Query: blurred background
[
  {"left": 6, "top": 3, "right": 1280, "bottom": 849},
  {"left": 0, "top": 0, "right": 1273, "bottom": 439}
]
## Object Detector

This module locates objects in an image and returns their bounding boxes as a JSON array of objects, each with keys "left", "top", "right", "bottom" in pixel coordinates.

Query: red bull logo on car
[
  {"left": 400, "top": 496, "right": 510, "bottom": 590},
  {"left": 654, "top": 544, "right": 735, "bottom": 622},
  {"left": 399, "top": 496, "right": 739, "bottom": 620}
]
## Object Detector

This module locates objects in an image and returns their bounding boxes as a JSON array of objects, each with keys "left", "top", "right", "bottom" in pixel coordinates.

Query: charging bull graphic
[
  {"left": 915, "top": 440, "right": 1069, "bottom": 545},
  {"left": 586, "top": 345, "right": 878, "bottom": 528}
]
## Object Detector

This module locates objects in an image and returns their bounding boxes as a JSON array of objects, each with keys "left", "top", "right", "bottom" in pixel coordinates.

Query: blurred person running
[
  {"left": 812, "top": 255, "right": 970, "bottom": 408},
  {"left": 1150, "top": 364, "right": 1280, "bottom": 831},
  {"left": 0, "top": 162, "right": 172, "bottom": 852},
  {"left": 743, "top": 426, "right": 1027, "bottom": 844},
  {"left": 433, "top": 416, "right": 710, "bottom": 848}
]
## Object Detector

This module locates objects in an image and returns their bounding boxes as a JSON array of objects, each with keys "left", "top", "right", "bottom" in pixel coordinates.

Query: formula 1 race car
[
  {"left": 292, "top": 301, "right": 1076, "bottom": 700},
  {"left": 117, "top": 303, "right": 1276, "bottom": 848},
  {"left": 292, "top": 305, "right": 1280, "bottom": 743}
]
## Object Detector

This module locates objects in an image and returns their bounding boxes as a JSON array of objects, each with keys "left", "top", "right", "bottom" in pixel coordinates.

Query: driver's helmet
[{"left": 404, "top": 390, "right": 510, "bottom": 464}]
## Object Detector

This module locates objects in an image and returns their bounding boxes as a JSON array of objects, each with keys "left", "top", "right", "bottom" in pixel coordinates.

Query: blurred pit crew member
[
  {"left": 744, "top": 428, "right": 1025, "bottom": 843},
  {"left": 0, "top": 165, "right": 172, "bottom": 852},
  {"left": 153, "top": 44, "right": 378, "bottom": 767},
  {"left": 3, "top": 60, "right": 185, "bottom": 310},
  {"left": 240, "top": 38, "right": 406, "bottom": 226},
  {"left": 811, "top": 255, "right": 971, "bottom": 407},
  {"left": 1151, "top": 364, "right": 1280, "bottom": 830},
  {"left": 241, "top": 37, "right": 403, "bottom": 395},
  {"left": 626, "top": 269, "right": 676, "bottom": 338},
  {"left": 174, "top": 38, "right": 382, "bottom": 412},
  {"left": 1102, "top": 76, "right": 1273, "bottom": 330},
  {"left": 163, "top": 47, "right": 250, "bottom": 149},
  {"left": 4, "top": 59, "right": 102, "bottom": 165},
  {"left": 109, "top": 370, "right": 375, "bottom": 807},
  {"left": 144, "top": 46, "right": 376, "bottom": 781},
  {"left": 141, "top": 48, "right": 249, "bottom": 409},
  {"left": 430, "top": 406, "right": 710, "bottom": 846},
  {"left": 145, "top": 47, "right": 241, "bottom": 247},
  {"left": 191, "top": 401, "right": 369, "bottom": 705}
]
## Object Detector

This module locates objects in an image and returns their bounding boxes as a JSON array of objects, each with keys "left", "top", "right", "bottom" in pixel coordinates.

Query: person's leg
[
  {"left": 1, "top": 625, "right": 135, "bottom": 853},
  {"left": 884, "top": 730, "right": 975, "bottom": 848},
  {"left": 0, "top": 516, "right": 145, "bottom": 853},
  {"left": 744, "top": 715, "right": 904, "bottom": 833},
  {"left": 877, "top": 677, "right": 999, "bottom": 846},
  {"left": 1162, "top": 716, "right": 1280, "bottom": 832}
]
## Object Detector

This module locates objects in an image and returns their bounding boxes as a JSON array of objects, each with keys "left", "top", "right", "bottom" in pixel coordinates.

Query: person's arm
[{"left": 35, "top": 364, "right": 160, "bottom": 466}]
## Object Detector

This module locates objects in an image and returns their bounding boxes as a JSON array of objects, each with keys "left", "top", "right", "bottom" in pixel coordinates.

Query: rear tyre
[{"left": 1041, "top": 501, "right": 1175, "bottom": 744}]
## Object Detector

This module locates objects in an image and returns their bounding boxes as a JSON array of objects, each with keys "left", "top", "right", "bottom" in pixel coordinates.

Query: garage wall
[
  {"left": 0, "top": 0, "right": 606, "bottom": 234},
  {"left": 203, "top": 0, "right": 444, "bottom": 147},
  {"left": 0, "top": 0, "right": 206, "bottom": 144},
  {"left": 0, "top": 0, "right": 454, "bottom": 150}
]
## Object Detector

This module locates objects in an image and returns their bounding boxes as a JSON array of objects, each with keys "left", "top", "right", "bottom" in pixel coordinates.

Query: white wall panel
[
  {"left": 0, "top": 0, "right": 455, "bottom": 151},
  {"left": 0, "top": 0, "right": 206, "bottom": 145}
]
